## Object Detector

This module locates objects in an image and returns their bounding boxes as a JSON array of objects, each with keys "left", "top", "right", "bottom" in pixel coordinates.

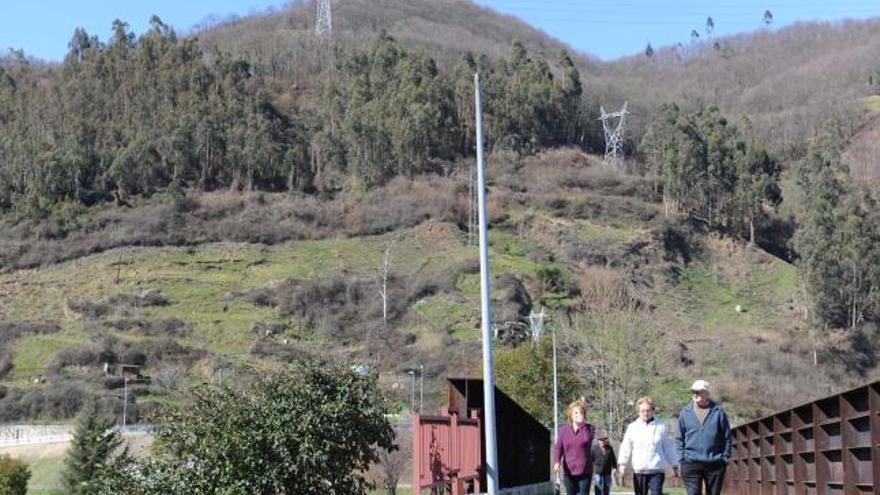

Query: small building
[
  {"left": 120, "top": 364, "right": 141, "bottom": 381},
  {"left": 105, "top": 363, "right": 149, "bottom": 384}
]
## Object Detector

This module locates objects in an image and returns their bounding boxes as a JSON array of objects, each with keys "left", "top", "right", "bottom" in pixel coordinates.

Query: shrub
[
  {"left": 47, "top": 337, "right": 204, "bottom": 379},
  {"left": 96, "top": 360, "right": 395, "bottom": 494},
  {"left": 536, "top": 265, "right": 563, "bottom": 292},
  {"left": 101, "top": 318, "right": 189, "bottom": 338},
  {"left": 0, "top": 351, "right": 11, "bottom": 381},
  {"left": 343, "top": 176, "right": 463, "bottom": 236},
  {"left": 0, "top": 383, "right": 87, "bottom": 422},
  {"left": 0, "top": 455, "right": 29, "bottom": 495},
  {"left": 248, "top": 339, "right": 313, "bottom": 361},
  {"left": 0, "top": 321, "right": 62, "bottom": 340},
  {"left": 275, "top": 277, "right": 387, "bottom": 339}
]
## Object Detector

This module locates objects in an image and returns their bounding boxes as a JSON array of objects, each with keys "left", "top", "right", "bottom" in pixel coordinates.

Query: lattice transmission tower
[
  {"left": 528, "top": 308, "right": 547, "bottom": 342},
  {"left": 598, "top": 102, "right": 628, "bottom": 164},
  {"left": 316, "top": 0, "right": 332, "bottom": 39}
]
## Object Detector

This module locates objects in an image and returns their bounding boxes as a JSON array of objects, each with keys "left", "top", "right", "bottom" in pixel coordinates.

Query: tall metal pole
[
  {"left": 122, "top": 377, "right": 128, "bottom": 430},
  {"left": 408, "top": 371, "right": 415, "bottom": 412},
  {"left": 419, "top": 365, "right": 424, "bottom": 413},
  {"left": 552, "top": 325, "right": 560, "bottom": 488},
  {"left": 474, "top": 73, "right": 499, "bottom": 495},
  {"left": 553, "top": 328, "right": 559, "bottom": 442}
]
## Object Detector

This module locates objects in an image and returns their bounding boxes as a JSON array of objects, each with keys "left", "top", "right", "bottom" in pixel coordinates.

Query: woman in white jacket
[{"left": 617, "top": 397, "right": 679, "bottom": 495}]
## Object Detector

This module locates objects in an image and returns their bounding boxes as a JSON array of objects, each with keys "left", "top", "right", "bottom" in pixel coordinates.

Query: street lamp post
[
  {"left": 408, "top": 370, "right": 415, "bottom": 412},
  {"left": 474, "top": 73, "right": 499, "bottom": 495},
  {"left": 552, "top": 325, "right": 560, "bottom": 489},
  {"left": 419, "top": 365, "right": 424, "bottom": 413},
  {"left": 122, "top": 376, "right": 129, "bottom": 430},
  {"left": 553, "top": 326, "right": 558, "bottom": 441}
]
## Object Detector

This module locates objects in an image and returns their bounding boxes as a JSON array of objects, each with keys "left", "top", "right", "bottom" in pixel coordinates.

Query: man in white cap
[{"left": 675, "top": 380, "right": 731, "bottom": 495}]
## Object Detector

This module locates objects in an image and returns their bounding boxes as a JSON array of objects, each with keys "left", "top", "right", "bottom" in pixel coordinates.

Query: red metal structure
[
  {"left": 412, "top": 378, "right": 551, "bottom": 494},
  {"left": 412, "top": 408, "right": 482, "bottom": 494}
]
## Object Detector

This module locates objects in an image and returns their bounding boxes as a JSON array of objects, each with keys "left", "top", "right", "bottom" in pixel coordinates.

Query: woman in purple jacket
[{"left": 554, "top": 401, "right": 596, "bottom": 495}]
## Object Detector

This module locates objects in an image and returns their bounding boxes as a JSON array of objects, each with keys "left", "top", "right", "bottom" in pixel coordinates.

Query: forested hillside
[
  {"left": 1, "top": 0, "right": 880, "bottom": 429},
  {"left": 0, "top": 13, "right": 593, "bottom": 214}
]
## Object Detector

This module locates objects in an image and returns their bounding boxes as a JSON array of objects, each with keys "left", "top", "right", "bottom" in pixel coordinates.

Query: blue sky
[
  {"left": 2, "top": 0, "right": 880, "bottom": 62},
  {"left": 474, "top": 0, "right": 880, "bottom": 59}
]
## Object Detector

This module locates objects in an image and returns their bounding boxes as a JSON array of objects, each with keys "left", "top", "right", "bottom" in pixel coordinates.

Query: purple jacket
[{"left": 554, "top": 422, "right": 595, "bottom": 477}]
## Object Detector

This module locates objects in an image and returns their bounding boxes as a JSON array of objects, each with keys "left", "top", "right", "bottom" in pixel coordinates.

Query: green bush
[
  {"left": 0, "top": 455, "right": 30, "bottom": 495},
  {"left": 97, "top": 359, "right": 396, "bottom": 495}
]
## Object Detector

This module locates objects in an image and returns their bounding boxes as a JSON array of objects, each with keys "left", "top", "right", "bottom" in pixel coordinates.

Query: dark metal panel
[
  {"left": 447, "top": 378, "right": 551, "bottom": 489},
  {"left": 728, "top": 380, "right": 879, "bottom": 495}
]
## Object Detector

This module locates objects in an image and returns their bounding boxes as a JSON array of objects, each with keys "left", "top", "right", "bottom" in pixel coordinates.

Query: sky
[
  {"left": 473, "top": 0, "right": 880, "bottom": 59},
  {"left": 2, "top": 0, "right": 880, "bottom": 62}
]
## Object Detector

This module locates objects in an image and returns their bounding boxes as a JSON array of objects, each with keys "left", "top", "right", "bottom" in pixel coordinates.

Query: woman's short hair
[
  {"left": 566, "top": 400, "right": 587, "bottom": 422},
  {"left": 636, "top": 396, "right": 655, "bottom": 411}
]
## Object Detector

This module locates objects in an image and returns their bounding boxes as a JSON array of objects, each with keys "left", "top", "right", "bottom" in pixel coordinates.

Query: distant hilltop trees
[{"left": 0, "top": 19, "right": 599, "bottom": 215}]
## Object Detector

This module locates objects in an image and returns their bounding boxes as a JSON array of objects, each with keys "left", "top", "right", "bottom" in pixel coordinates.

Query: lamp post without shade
[
  {"left": 408, "top": 370, "right": 415, "bottom": 412},
  {"left": 552, "top": 325, "right": 559, "bottom": 488},
  {"left": 122, "top": 376, "right": 129, "bottom": 430},
  {"left": 474, "top": 72, "right": 499, "bottom": 495}
]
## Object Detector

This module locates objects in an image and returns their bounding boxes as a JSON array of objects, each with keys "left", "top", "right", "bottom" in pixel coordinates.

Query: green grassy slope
[{"left": 0, "top": 150, "right": 828, "bottom": 424}]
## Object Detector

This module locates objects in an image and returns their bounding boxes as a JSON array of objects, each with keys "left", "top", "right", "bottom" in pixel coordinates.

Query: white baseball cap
[{"left": 691, "top": 380, "right": 711, "bottom": 392}]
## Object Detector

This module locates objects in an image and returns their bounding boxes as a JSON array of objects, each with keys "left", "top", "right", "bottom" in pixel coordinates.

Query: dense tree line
[
  {"left": 0, "top": 22, "right": 598, "bottom": 213},
  {"left": 641, "top": 104, "right": 880, "bottom": 331},
  {"left": 640, "top": 104, "right": 781, "bottom": 244},
  {"left": 314, "top": 34, "right": 595, "bottom": 188},
  {"left": 792, "top": 126, "right": 880, "bottom": 330},
  {"left": 314, "top": 31, "right": 458, "bottom": 188},
  {"left": 0, "top": 17, "right": 306, "bottom": 217}
]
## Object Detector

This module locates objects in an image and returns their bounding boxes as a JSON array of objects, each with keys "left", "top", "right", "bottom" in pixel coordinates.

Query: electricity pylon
[
  {"left": 316, "top": 0, "right": 332, "bottom": 39},
  {"left": 599, "top": 102, "right": 628, "bottom": 164}
]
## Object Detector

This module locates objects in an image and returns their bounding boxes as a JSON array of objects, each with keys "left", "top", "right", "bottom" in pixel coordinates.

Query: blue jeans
[
  {"left": 593, "top": 473, "right": 612, "bottom": 495},
  {"left": 563, "top": 472, "right": 592, "bottom": 495},
  {"left": 633, "top": 472, "right": 665, "bottom": 495}
]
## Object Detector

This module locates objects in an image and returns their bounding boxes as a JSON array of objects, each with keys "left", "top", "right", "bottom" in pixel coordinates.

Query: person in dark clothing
[
  {"left": 591, "top": 433, "right": 617, "bottom": 495},
  {"left": 554, "top": 401, "right": 596, "bottom": 495},
  {"left": 676, "top": 380, "right": 732, "bottom": 495}
]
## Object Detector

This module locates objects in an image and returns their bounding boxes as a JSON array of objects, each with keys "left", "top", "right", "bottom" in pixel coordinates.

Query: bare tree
[
  {"left": 375, "top": 237, "right": 396, "bottom": 328},
  {"left": 560, "top": 269, "right": 667, "bottom": 443},
  {"left": 374, "top": 430, "right": 411, "bottom": 495}
]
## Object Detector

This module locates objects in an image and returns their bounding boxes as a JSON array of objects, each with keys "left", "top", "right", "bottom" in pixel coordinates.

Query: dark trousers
[
  {"left": 633, "top": 472, "right": 665, "bottom": 495},
  {"left": 681, "top": 460, "right": 726, "bottom": 495},
  {"left": 563, "top": 472, "right": 592, "bottom": 495}
]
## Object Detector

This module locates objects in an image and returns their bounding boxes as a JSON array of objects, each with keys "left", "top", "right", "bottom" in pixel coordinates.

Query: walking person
[
  {"left": 554, "top": 401, "right": 596, "bottom": 495},
  {"left": 591, "top": 432, "right": 617, "bottom": 495},
  {"left": 676, "top": 380, "right": 732, "bottom": 495},
  {"left": 618, "top": 397, "right": 679, "bottom": 495}
]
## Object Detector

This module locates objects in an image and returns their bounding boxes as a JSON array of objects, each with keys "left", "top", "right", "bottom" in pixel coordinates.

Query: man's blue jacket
[{"left": 676, "top": 401, "right": 732, "bottom": 464}]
